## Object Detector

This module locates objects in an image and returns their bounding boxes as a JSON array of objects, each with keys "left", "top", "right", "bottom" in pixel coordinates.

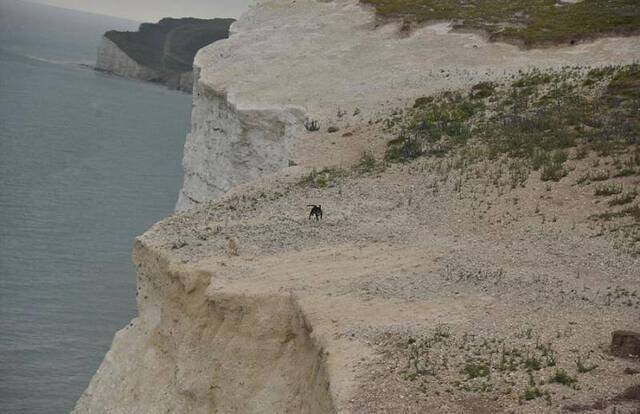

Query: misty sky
[{"left": 26, "top": 0, "right": 253, "bottom": 22}]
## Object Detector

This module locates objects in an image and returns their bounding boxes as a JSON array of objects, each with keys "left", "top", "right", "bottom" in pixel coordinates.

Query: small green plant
[
  {"left": 595, "top": 204, "right": 640, "bottom": 222},
  {"left": 594, "top": 183, "right": 623, "bottom": 196},
  {"left": 524, "top": 355, "right": 542, "bottom": 371},
  {"left": 539, "top": 151, "right": 568, "bottom": 181},
  {"left": 385, "top": 133, "right": 425, "bottom": 162},
  {"left": 540, "top": 161, "right": 568, "bottom": 182},
  {"left": 355, "top": 151, "right": 382, "bottom": 174},
  {"left": 522, "top": 386, "right": 543, "bottom": 401},
  {"left": 608, "top": 191, "right": 637, "bottom": 206},
  {"left": 605, "top": 63, "right": 640, "bottom": 102},
  {"left": 298, "top": 167, "right": 346, "bottom": 188},
  {"left": 584, "top": 66, "right": 616, "bottom": 85},
  {"left": 386, "top": 92, "right": 483, "bottom": 162},
  {"left": 513, "top": 71, "right": 553, "bottom": 88},
  {"left": 614, "top": 168, "right": 637, "bottom": 177},
  {"left": 550, "top": 369, "right": 577, "bottom": 386},
  {"left": 470, "top": 81, "right": 497, "bottom": 100},
  {"left": 545, "top": 352, "right": 557, "bottom": 367},
  {"left": 463, "top": 361, "right": 490, "bottom": 379}
]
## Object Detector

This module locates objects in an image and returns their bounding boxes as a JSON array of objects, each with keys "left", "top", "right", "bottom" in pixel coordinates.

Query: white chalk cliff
[
  {"left": 96, "top": 37, "right": 163, "bottom": 83},
  {"left": 75, "top": 1, "right": 640, "bottom": 413},
  {"left": 175, "top": 0, "right": 639, "bottom": 210},
  {"left": 95, "top": 36, "right": 194, "bottom": 92},
  {"left": 72, "top": 237, "right": 335, "bottom": 413}
]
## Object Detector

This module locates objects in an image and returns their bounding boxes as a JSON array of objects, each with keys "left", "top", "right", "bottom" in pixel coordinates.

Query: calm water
[{"left": 0, "top": 2, "right": 192, "bottom": 412}]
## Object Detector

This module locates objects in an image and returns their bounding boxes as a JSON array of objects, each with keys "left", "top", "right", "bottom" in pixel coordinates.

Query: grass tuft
[
  {"left": 463, "top": 361, "right": 490, "bottom": 379},
  {"left": 550, "top": 369, "right": 577, "bottom": 386}
]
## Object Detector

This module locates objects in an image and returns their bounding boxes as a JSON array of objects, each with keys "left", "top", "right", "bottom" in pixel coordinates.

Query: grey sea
[{"left": 0, "top": 1, "right": 192, "bottom": 412}]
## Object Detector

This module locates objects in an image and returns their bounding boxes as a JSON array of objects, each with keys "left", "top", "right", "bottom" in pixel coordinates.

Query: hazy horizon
[{"left": 15, "top": 0, "right": 252, "bottom": 23}]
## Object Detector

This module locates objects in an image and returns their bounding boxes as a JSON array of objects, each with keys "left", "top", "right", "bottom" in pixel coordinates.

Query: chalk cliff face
[
  {"left": 72, "top": 236, "right": 334, "bottom": 414},
  {"left": 96, "top": 36, "right": 163, "bottom": 83},
  {"left": 175, "top": 69, "right": 305, "bottom": 210},
  {"left": 96, "top": 35, "right": 195, "bottom": 92}
]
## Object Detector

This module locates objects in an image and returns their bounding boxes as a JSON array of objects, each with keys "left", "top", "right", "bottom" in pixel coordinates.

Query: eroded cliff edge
[
  {"left": 96, "top": 18, "right": 234, "bottom": 93},
  {"left": 73, "top": 235, "right": 335, "bottom": 413}
]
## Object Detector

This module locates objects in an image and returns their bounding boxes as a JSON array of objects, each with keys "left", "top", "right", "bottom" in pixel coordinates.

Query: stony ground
[{"left": 143, "top": 94, "right": 640, "bottom": 411}]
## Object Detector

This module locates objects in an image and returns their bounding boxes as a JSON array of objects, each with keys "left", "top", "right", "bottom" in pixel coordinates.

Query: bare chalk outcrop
[{"left": 176, "top": 72, "right": 305, "bottom": 210}]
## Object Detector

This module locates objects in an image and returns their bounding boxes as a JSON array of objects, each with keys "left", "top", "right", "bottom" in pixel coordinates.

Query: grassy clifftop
[
  {"left": 105, "top": 17, "right": 235, "bottom": 72},
  {"left": 361, "top": 0, "right": 640, "bottom": 47}
]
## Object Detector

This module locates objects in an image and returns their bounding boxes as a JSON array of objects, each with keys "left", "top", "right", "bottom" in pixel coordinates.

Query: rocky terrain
[
  {"left": 75, "top": 0, "right": 640, "bottom": 413},
  {"left": 96, "top": 18, "right": 234, "bottom": 92}
]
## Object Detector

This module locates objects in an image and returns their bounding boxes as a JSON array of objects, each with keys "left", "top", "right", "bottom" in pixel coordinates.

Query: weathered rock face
[
  {"left": 176, "top": 69, "right": 305, "bottom": 210},
  {"left": 72, "top": 238, "right": 335, "bottom": 414},
  {"left": 176, "top": 0, "right": 640, "bottom": 210}
]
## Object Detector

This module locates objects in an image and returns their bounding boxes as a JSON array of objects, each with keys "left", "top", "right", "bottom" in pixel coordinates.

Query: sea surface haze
[{"left": 0, "top": 1, "right": 192, "bottom": 412}]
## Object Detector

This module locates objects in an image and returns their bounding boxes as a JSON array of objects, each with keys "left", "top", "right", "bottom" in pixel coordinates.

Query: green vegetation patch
[
  {"left": 298, "top": 167, "right": 348, "bottom": 188},
  {"left": 608, "top": 191, "right": 638, "bottom": 207},
  {"left": 549, "top": 369, "right": 577, "bottom": 387},
  {"left": 463, "top": 361, "right": 490, "bottom": 379},
  {"left": 470, "top": 81, "right": 497, "bottom": 100},
  {"left": 361, "top": 0, "right": 640, "bottom": 48},
  {"left": 386, "top": 92, "right": 483, "bottom": 162},
  {"left": 595, "top": 204, "right": 640, "bottom": 222},
  {"left": 605, "top": 64, "right": 640, "bottom": 102},
  {"left": 522, "top": 386, "right": 544, "bottom": 401},
  {"left": 381, "top": 63, "right": 640, "bottom": 254},
  {"left": 383, "top": 327, "right": 599, "bottom": 405},
  {"left": 386, "top": 65, "right": 640, "bottom": 184}
]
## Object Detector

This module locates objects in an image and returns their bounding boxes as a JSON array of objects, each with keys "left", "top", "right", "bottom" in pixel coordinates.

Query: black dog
[{"left": 308, "top": 204, "right": 323, "bottom": 221}]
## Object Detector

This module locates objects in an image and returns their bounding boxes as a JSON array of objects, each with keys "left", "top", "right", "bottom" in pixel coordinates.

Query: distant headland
[{"left": 95, "top": 17, "right": 234, "bottom": 92}]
